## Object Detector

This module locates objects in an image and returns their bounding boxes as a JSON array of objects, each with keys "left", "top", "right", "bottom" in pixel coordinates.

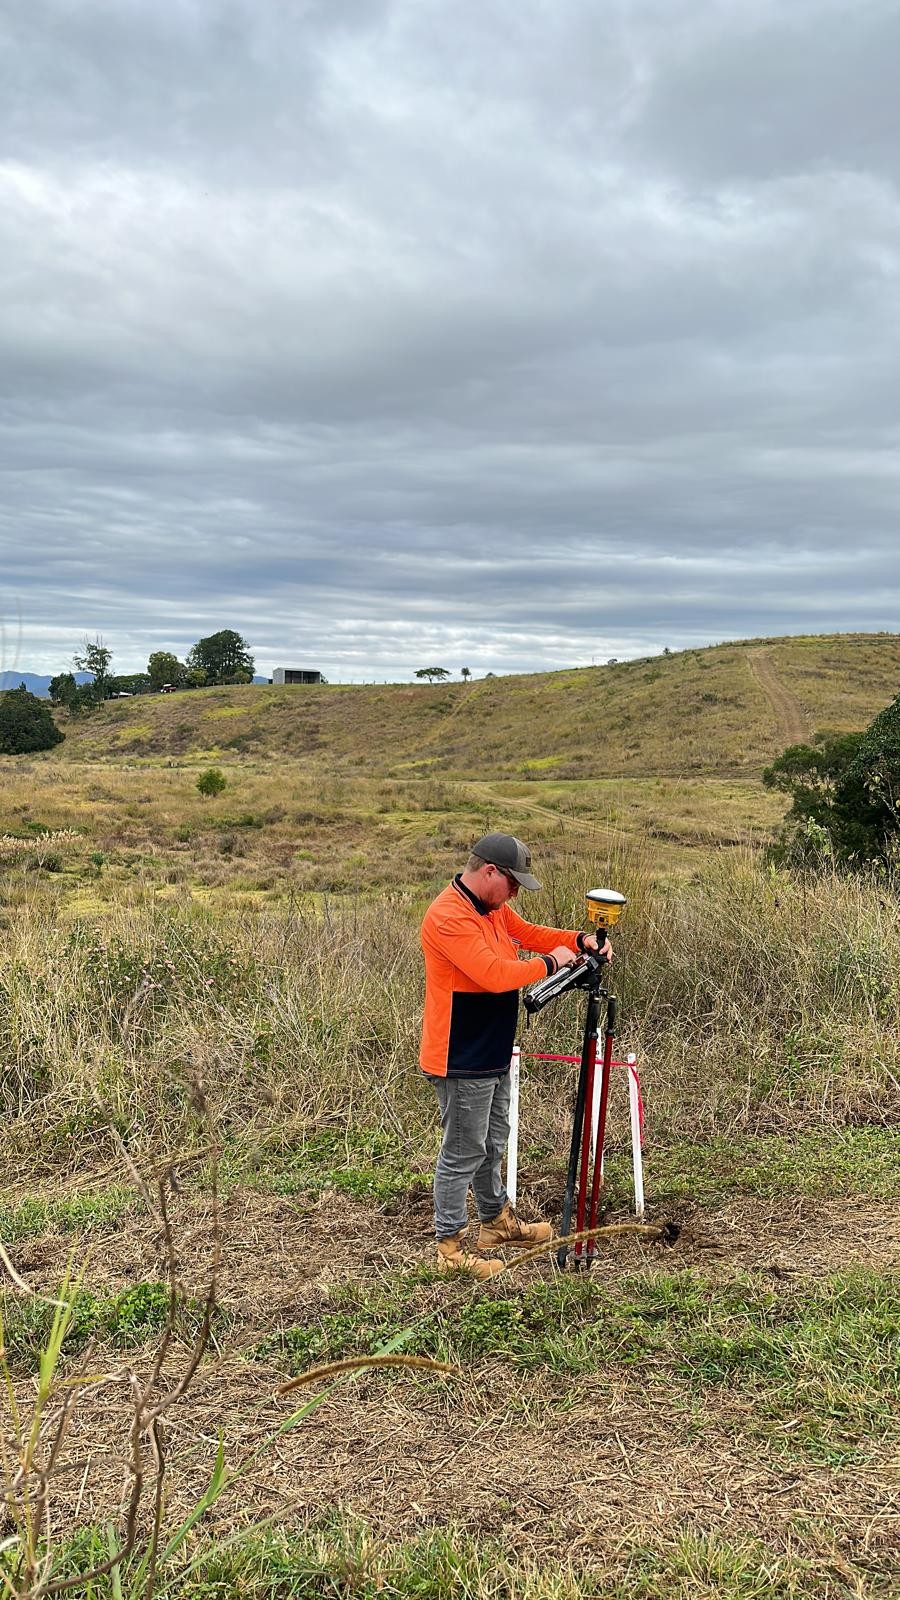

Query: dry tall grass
[{"left": 2, "top": 841, "right": 896, "bottom": 1173}]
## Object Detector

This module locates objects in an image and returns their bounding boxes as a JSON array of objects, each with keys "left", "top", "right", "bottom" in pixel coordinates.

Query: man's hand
[
  {"left": 582, "top": 933, "right": 613, "bottom": 963},
  {"left": 549, "top": 945, "right": 578, "bottom": 969}
]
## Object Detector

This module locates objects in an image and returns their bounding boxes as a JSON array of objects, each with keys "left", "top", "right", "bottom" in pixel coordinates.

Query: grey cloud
[
  {"left": 1, "top": 0, "right": 391, "bottom": 181},
  {"left": 627, "top": 1, "right": 900, "bottom": 187},
  {"left": 1, "top": 0, "right": 899, "bottom": 679}
]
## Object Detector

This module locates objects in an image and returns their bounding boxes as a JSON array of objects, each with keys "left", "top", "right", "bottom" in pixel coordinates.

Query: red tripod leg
[
  {"left": 558, "top": 987, "right": 602, "bottom": 1270},
  {"left": 573, "top": 1033, "right": 597, "bottom": 1266},
  {"left": 586, "top": 998, "right": 617, "bottom": 1264}
]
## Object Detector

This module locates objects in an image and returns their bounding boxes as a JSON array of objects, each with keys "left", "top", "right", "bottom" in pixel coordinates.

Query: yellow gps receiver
[
  {"left": 585, "top": 888, "right": 627, "bottom": 936},
  {"left": 524, "top": 887, "right": 627, "bottom": 1016}
]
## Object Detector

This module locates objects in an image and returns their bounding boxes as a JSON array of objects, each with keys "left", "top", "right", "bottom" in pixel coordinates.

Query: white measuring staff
[
  {"left": 627, "top": 1055, "right": 645, "bottom": 1218},
  {"left": 506, "top": 1045, "right": 521, "bottom": 1206}
]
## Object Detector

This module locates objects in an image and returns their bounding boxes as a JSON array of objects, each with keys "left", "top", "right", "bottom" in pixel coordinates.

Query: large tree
[
  {"left": 50, "top": 673, "right": 98, "bottom": 717},
  {"left": 414, "top": 667, "right": 450, "bottom": 683},
  {"left": 763, "top": 691, "right": 900, "bottom": 865},
  {"left": 147, "top": 651, "right": 185, "bottom": 689},
  {"left": 187, "top": 630, "right": 254, "bottom": 685},
  {"left": 0, "top": 685, "right": 65, "bottom": 754},
  {"left": 73, "top": 637, "right": 113, "bottom": 697},
  {"left": 48, "top": 672, "right": 78, "bottom": 707}
]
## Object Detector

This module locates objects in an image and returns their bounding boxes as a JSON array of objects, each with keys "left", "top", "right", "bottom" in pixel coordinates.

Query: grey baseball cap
[{"left": 471, "top": 832, "right": 542, "bottom": 891}]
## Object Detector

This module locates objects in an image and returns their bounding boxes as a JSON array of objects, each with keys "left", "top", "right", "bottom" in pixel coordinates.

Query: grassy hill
[{"left": 50, "top": 632, "right": 900, "bottom": 776}]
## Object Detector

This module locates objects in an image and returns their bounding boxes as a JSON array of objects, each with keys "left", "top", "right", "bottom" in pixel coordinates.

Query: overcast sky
[{"left": 2, "top": 0, "right": 899, "bottom": 681}]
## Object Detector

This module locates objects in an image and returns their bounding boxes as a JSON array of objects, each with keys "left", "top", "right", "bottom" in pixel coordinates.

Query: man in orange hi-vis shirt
[{"left": 420, "top": 833, "right": 611, "bottom": 1279}]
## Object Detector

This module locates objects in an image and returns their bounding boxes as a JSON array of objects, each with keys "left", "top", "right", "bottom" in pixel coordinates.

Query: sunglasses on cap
[{"left": 492, "top": 865, "right": 519, "bottom": 885}]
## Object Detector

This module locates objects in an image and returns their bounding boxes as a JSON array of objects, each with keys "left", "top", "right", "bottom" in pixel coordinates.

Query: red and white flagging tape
[{"left": 507, "top": 1048, "right": 646, "bottom": 1218}]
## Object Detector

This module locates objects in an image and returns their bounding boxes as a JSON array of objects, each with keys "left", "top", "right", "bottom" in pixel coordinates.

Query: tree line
[{"left": 48, "top": 631, "right": 255, "bottom": 714}]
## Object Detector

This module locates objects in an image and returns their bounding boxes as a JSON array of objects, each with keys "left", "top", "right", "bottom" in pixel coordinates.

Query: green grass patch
[
  {"left": 14, "top": 1516, "right": 857, "bottom": 1598},
  {"left": 213, "top": 811, "right": 265, "bottom": 829},
  {"left": 252, "top": 1267, "right": 899, "bottom": 1462},
  {"left": 238, "top": 1127, "right": 899, "bottom": 1215},
  {"left": 0, "top": 1280, "right": 215, "bottom": 1372},
  {"left": 0, "top": 1185, "right": 134, "bottom": 1243},
  {"left": 628, "top": 1127, "right": 900, "bottom": 1206},
  {"left": 521, "top": 754, "right": 564, "bottom": 771},
  {"left": 245, "top": 1128, "right": 427, "bottom": 1205}
]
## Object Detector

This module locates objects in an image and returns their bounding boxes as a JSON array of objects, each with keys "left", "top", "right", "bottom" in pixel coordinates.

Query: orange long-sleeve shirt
[{"left": 419, "top": 875, "right": 584, "bottom": 1078}]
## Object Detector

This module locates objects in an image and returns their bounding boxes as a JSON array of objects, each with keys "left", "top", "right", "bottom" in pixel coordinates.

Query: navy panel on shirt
[{"left": 446, "top": 988, "right": 519, "bottom": 1077}]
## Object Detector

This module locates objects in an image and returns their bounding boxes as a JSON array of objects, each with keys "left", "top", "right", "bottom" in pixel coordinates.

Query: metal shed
[{"left": 272, "top": 668, "right": 323, "bottom": 685}]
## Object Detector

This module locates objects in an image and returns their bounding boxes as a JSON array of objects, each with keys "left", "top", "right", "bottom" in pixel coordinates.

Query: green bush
[
  {"left": 764, "top": 693, "right": 900, "bottom": 864},
  {"left": 196, "top": 767, "right": 227, "bottom": 797},
  {"left": 0, "top": 685, "right": 64, "bottom": 755}
]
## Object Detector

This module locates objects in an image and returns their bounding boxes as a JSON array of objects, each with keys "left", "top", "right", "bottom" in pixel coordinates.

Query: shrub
[
  {"left": 0, "top": 685, "right": 64, "bottom": 755},
  {"left": 196, "top": 767, "right": 227, "bottom": 797},
  {"left": 764, "top": 694, "right": 900, "bottom": 865}
]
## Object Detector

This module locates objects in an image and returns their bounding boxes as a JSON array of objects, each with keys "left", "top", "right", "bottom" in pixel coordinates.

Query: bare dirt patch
[
  {"left": 4, "top": 1182, "right": 898, "bottom": 1580},
  {"left": 7, "top": 1181, "right": 900, "bottom": 1315},
  {"left": 10, "top": 1177, "right": 896, "bottom": 1312},
  {"left": 21, "top": 1354, "right": 898, "bottom": 1568}
]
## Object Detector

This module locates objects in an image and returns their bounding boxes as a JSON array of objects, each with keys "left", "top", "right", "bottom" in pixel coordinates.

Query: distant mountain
[{"left": 0, "top": 671, "right": 93, "bottom": 698}]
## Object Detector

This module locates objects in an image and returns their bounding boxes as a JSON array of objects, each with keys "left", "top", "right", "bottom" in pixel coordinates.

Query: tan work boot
[
  {"left": 436, "top": 1229, "right": 504, "bottom": 1280},
  {"left": 477, "top": 1203, "right": 552, "bottom": 1251}
]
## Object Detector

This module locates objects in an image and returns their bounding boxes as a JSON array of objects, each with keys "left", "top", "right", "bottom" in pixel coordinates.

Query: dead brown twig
[
  {"left": 277, "top": 1354, "right": 459, "bottom": 1394},
  {"left": 1, "top": 1076, "right": 222, "bottom": 1600},
  {"left": 0, "top": 1246, "right": 36, "bottom": 1300}
]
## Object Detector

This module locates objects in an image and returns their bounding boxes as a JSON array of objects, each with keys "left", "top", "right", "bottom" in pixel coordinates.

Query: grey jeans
[{"left": 430, "top": 1072, "right": 511, "bottom": 1240}]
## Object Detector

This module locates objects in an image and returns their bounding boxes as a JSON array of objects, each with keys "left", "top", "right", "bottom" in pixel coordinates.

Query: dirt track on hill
[{"left": 747, "top": 648, "right": 808, "bottom": 746}]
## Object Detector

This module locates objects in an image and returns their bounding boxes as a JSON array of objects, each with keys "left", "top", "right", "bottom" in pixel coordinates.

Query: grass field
[
  {"left": 1, "top": 635, "right": 898, "bottom": 1599},
  {"left": 0, "top": 758, "right": 787, "bottom": 919}
]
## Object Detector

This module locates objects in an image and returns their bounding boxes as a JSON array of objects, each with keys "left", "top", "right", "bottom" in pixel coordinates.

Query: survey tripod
[{"left": 524, "top": 889, "right": 627, "bottom": 1270}]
